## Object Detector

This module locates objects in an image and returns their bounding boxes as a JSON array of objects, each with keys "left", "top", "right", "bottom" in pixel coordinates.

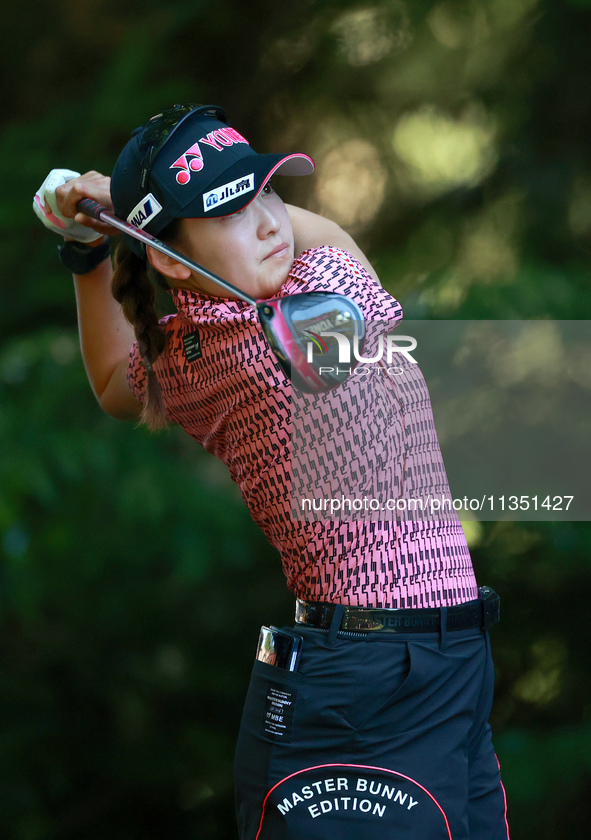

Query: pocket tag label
[{"left": 263, "top": 683, "right": 297, "bottom": 742}]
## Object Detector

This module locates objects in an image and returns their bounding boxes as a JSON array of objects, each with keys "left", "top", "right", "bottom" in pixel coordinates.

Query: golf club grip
[{"left": 76, "top": 197, "right": 106, "bottom": 222}]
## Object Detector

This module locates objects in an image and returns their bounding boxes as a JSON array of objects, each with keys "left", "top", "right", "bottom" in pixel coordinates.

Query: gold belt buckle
[{"left": 342, "top": 607, "right": 390, "bottom": 632}]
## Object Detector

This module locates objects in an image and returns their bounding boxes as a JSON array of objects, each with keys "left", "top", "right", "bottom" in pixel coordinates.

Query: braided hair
[{"left": 111, "top": 221, "right": 182, "bottom": 430}]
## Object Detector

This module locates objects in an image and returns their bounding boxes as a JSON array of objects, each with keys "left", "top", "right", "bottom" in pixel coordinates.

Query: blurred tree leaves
[
  {"left": 0, "top": 329, "right": 291, "bottom": 840},
  {"left": 1, "top": 0, "right": 591, "bottom": 838}
]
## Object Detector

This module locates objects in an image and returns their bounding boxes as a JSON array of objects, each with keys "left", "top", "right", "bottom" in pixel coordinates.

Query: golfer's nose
[{"left": 256, "top": 196, "right": 281, "bottom": 239}]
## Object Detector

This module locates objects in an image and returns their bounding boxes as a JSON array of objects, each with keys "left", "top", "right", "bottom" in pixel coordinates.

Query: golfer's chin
[{"left": 249, "top": 262, "right": 294, "bottom": 301}]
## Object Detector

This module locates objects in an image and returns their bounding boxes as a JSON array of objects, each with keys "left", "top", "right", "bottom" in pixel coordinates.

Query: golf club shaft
[{"left": 76, "top": 198, "right": 258, "bottom": 306}]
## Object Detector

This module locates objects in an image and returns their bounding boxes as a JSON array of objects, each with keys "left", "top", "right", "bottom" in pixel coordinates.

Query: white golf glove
[{"left": 33, "top": 169, "right": 102, "bottom": 243}]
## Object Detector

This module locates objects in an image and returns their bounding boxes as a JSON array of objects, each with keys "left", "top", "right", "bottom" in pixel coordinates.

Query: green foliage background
[{"left": 2, "top": 0, "right": 591, "bottom": 837}]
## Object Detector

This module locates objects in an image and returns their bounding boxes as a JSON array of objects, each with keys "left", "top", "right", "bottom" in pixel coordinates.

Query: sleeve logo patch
[
  {"left": 183, "top": 330, "right": 202, "bottom": 362},
  {"left": 203, "top": 173, "right": 255, "bottom": 212},
  {"left": 126, "top": 193, "right": 163, "bottom": 229}
]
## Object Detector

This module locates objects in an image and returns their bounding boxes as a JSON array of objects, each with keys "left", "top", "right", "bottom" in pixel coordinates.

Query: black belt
[{"left": 295, "top": 586, "right": 500, "bottom": 634}]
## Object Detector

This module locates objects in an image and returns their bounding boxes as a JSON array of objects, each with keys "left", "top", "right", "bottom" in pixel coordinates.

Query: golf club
[{"left": 77, "top": 198, "right": 366, "bottom": 393}]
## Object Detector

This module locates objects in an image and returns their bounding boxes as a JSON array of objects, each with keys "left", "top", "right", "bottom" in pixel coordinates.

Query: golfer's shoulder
[
  {"left": 288, "top": 246, "right": 401, "bottom": 323},
  {"left": 289, "top": 246, "right": 377, "bottom": 292},
  {"left": 290, "top": 245, "right": 365, "bottom": 280}
]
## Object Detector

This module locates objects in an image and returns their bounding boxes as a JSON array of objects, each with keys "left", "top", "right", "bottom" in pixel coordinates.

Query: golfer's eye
[
  {"left": 223, "top": 206, "right": 246, "bottom": 220},
  {"left": 262, "top": 182, "right": 274, "bottom": 195}
]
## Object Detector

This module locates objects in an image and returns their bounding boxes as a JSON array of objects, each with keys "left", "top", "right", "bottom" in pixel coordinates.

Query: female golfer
[{"left": 34, "top": 104, "right": 509, "bottom": 840}]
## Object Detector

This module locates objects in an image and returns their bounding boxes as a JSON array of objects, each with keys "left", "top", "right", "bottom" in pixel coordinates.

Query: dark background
[{"left": 2, "top": 0, "right": 591, "bottom": 837}]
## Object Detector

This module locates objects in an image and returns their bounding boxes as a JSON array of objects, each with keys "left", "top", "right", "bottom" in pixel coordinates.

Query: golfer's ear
[{"left": 147, "top": 245, "right": 191, "bottom": 281}]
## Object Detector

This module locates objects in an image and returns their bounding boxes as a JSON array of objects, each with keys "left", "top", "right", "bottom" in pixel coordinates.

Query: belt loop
[
  {"left": 439, "top": 606, "right": 448, "bottom": 651},
  {"left": 327, "top": 605, "right": 346, "bottom": 647}
]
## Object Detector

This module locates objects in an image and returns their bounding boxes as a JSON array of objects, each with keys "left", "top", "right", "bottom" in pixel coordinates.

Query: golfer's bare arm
[
  {"left": 55, "top": 172, "right": 142, "bottom": 420},
  {"left": 287, "top": 204, "right": 380, "bottom": 284},
  {"left": 72, "top": 256, "right": 141, "bottom": 419}
]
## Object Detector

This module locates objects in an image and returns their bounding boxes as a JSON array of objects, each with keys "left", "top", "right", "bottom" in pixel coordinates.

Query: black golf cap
[{"left": 111, "top": 104, "right": 314, "bottom": 253}]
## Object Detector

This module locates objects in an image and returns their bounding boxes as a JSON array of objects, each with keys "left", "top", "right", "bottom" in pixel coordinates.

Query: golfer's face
[{"left": 175, "top": 184, "right": 295, "bottom": 300}]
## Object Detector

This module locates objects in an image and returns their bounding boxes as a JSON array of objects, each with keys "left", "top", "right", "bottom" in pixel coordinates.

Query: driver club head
[{"left": 257, "top": 292, "right": 366, "bottom": 393}]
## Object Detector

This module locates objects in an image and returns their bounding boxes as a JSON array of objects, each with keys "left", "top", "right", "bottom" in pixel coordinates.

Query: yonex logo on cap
[
  {"left": 170, "top": 143, "right": 204, "bottom": 185},
  {"left": 171, "top": 128, "right": 250, "bottom": 186},
  {"left": 203, "top": 174, "right": 255, "bottom": 212},
  {"left": 126, "top": 193, "right": 163, "bottom": 229}
]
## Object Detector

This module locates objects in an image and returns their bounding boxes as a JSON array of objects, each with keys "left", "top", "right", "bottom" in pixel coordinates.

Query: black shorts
[{"left": 234, "top": 623, "right": 509, "bottom": 839}]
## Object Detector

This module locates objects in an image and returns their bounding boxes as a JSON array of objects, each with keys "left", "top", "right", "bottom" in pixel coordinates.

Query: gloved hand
[{"left": 33, "top": 169, "right": 103, "bottom": 243}]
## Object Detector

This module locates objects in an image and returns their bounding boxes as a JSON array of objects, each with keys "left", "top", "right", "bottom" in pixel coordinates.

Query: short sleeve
[
  {"left": 285, "top": 247, "right": 403, "bottom": 326},
  {"left": 126, "top": 312, "right": 180, "bottom": 404},
  {"left": 127, "top": 341, "right": 147, "bottom": 404}
]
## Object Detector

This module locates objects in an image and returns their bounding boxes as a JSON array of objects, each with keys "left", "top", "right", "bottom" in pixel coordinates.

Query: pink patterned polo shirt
[{"left": 127, "top": 247, "right": 478, "bottom": 608}]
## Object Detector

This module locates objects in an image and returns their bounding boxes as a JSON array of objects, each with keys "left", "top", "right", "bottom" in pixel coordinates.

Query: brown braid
[{"left": 111, "top": 240, "right": 170, "bottom": 430}]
